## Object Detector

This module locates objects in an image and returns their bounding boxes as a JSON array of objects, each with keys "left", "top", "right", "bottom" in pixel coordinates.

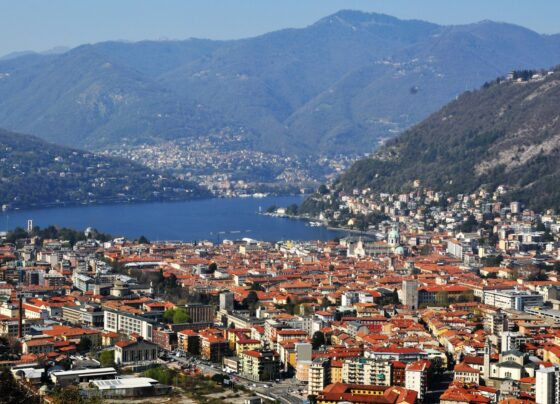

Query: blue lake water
[{"left": 0, "top": 196, "right": 344, "bottom": 242}]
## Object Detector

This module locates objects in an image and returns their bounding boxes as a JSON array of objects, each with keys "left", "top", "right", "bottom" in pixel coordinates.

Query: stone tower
[{"left": 483, "top": 337, "right": 491, "bottom": 380}]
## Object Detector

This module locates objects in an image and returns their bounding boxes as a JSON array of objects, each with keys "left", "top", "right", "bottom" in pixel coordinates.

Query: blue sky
[{"left": 1, "top": 0, "right": 559, "bottom": 56}]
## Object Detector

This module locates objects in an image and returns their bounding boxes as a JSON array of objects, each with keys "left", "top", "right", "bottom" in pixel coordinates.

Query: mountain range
[
  {"left": 0, "top": 128, "right": 207, "bottom": 209},
  {"left": 337, "top": 68, "right": 560, "bottom": 210},
  {"left": 1, "top": 10, "right": 560, "bottom": 156}
]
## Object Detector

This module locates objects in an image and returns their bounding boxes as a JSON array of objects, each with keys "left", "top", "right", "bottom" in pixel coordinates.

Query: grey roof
[
  {"left": 501, "top": 349, "right": 524, "bottom": 357},
  {"left": 496, "top": 361, "right": 524, "bottom": 369}
]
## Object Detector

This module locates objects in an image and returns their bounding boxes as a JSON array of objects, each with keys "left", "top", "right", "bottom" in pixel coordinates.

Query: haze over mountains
[
  {"left": 1, "top": 10, "right": 560, "bottom": 156},
  {"left": 337, "top": 68, "right": 560, "bottom": 210}
]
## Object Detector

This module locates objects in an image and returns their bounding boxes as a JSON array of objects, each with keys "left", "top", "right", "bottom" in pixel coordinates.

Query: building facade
[
  {"left": 104, "top": 309, "right": 155, "bottom": 341},
  {"left": 239, "top": 347, "right": 280, "bottom": 381},
  {"left": 115, "top": 338, "right": 158, "bottom": 367}
]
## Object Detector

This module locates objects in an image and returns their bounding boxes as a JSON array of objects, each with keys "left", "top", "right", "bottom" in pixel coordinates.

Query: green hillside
[
  {"left": 337, "top": 69, "right": 560, "bottom": 210},
  {"left": 0, "top": 128, "right": 209, "bottom": 209}
]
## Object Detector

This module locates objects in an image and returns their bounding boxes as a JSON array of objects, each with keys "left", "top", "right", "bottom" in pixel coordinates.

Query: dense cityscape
[
  {"left": 0, "top": 180, "right": 559, "bottom": 403},
  {"left": 101, "top": 132, "right": 359, "bottom": 197},
  {"left": 2, "top": 2, "right": 560, "bottom": 404}
]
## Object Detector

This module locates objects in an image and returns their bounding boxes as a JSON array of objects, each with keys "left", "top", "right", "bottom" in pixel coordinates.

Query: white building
[
  {"left": 401, "top": 280, "right": 419, "bottom": 310},
  {"left": 342, "top": 358, "right": 392, "bottom": 386},
  {"left": 341, "top": 291, "right": 359, "bottom": 307},
  {"left": 115, "top": 338, "right": 158, "bottom": 367},
  {"left": 219, "top": 292, "right": 234, "bottom": 311},
  {"left": 104, "top": 310, "right": 155, "bottom": 341},
  {"left": 483, "top": 289, "right": 544, "bottom": 311},
  {"left": 536, "top": 365, "right": 560, "bottom": 404},
  {"left": 501, "top": 331, "right": 532, "bottom": 352},
  {"left": 405, "top": 360, "right": 431, "bottom": 401},
  {"left": 308, "top": 358, "right": 330, "bottom": 396}
]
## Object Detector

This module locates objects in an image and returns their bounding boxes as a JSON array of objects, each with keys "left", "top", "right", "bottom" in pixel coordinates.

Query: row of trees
[
  {"left": 143, "top": 366, "right": 234, "bottom": 401},
  {"left": 0, "top": 367, "right": 40, "bottom": 404},
  {"left": 163, "top": 307, "right": 192, "bottom": 324},
  {"left": 5, "top": 225, "right": 112, "bottom": 245}
]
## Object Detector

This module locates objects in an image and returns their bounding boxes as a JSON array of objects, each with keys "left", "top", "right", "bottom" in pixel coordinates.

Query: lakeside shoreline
[
  {"left": 1, "top": 192, "right": 308, "bottom": 213},
  {"left": 0, "top": 196, "right": 336, "bottom": 242},
  {"left": 260, "top": 212, "right": 375, "bottom": 238}
]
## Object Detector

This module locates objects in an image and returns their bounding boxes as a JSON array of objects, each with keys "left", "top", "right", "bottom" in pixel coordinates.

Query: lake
[{"left": 0, "top": 196, "right": 344, "bottom": 242}]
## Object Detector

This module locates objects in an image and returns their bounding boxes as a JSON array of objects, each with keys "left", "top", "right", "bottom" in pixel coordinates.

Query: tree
[
  {"left": 0, "top": 366, "right": 40, "bottom": 404},
  {"left": 5, "top": 227, "right": 28, "bottom": 244},
  {"left": 208, "top": 262, "right": 218, "bottom": 273},
  {"left": 460, "top": 214, "right": 478, "bottom": 233},
  {"left": 535, "top": 218, "right": 547, "bottom": 232},
  {"left": 243, "top": 291, "right": 259, "bottom": 311},
  {"left": 250, "top": 282, "right": 265, "bottom": 291},
  {"left": 528, "top": 271, "right": 548, "bottom": 281},
  {"left": 163, "top": 308, "right": 175, "bottom": 323},
  {"left": 286, "top": 204, "right": 299, "bottom": 216},
  {"left": 211, "top": 373, "right": 226, "bottom": 384},
  {"left": 143, "top": 366, "right": 176, "bottom": 385},
  {"left": 482, "top": 255, "right": 503, "bottom": 267},
  {"left": 137, "top": 235, "right": 150, "bottom": 244},
  {"left": 392, "top": 288, "right": 400, "bottom": 304},
  {"left": 163, "top": 273, "right": 178, "bottom": 292},
  {"left": 318, "top": 184, "right": 329, "bottom": 195},
  {"left": 312, "top": 331, "right": 326, "bottom": 350},
  {"left": 430, "top": 357, "right": 444, "bottom": 374},
  {"left": 173, "top": 308, "right": 191, "bottom": 324},
  {"left": 163, "top": 308, "right": 191, "bottom": 324},
  {"left": 52, "top": 385, "right": 97, "bottom": 404},
  {"left": 99, "top": 350, "right": 115, "bottom": 367},
  {"left": 77, "top": 336, "right": 92, "bottom": 353}
]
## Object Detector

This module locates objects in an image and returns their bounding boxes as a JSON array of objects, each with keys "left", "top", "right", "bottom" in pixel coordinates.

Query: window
[{"left": 505, "top": 371, "right": 512, "bottom": 379}]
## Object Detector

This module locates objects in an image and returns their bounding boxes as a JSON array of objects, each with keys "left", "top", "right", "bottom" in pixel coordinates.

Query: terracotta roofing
[{"left": 454, "top": 363, "right": 481, "bottom": 373}]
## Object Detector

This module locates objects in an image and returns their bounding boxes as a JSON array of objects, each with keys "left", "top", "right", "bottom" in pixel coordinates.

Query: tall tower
[
  {"left": 536, "top": 365, "right": 559, "bottom": 404},
  {"left": 17, "top": 292, "right": 24, "bottom": 339},
  {"left": 219, "top": 291, "right": 234, "bottom": 312},
  {"left": 483, "top": 338, "right": 491, "bottom": 381},
  {"left": 402, "top": 280, "right": 419, "bottom": 310},
  {"left": 388, "top": 226, "right": 400, "bottom": 247},
  {"left": 27, "top": 219, "right": 33, "bottom": 234}
]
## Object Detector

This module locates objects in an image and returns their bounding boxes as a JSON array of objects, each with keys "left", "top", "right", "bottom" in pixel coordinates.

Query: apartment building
[{"left": 104, "top": 309, "right": 155, "bottom": 341}]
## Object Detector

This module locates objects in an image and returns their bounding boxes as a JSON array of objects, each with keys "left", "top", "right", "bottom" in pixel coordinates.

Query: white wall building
[
  {"left": 104, "top": 310, "right": 154, "bottom": 341},
  {"left": 483, "top": 289, "right": 544, "bottom": 311},
  {"left": 536, "top": 365, "right": 560, "bottom": 404},
  {"left": 402, "top": 280, "right": 419, "bottom": 310}
]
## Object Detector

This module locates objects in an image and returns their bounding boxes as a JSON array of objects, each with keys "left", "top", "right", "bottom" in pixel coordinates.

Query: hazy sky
[{"left": 2, "top": 0, "right": 559, "bottom": 57}]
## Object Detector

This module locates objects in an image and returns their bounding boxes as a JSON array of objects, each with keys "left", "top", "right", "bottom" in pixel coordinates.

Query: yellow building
[
  {"left": 236, "top": 338, "right": 261, "bottom": 355},
  {"left": 317, "top": 384, "right": 416, "bottom": 404},
  {"left": 544, "top": 344, "right": 560, "bottom": 365},
  {"left": 330, "top": 360, "right": 343, "bottom": 383}
]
